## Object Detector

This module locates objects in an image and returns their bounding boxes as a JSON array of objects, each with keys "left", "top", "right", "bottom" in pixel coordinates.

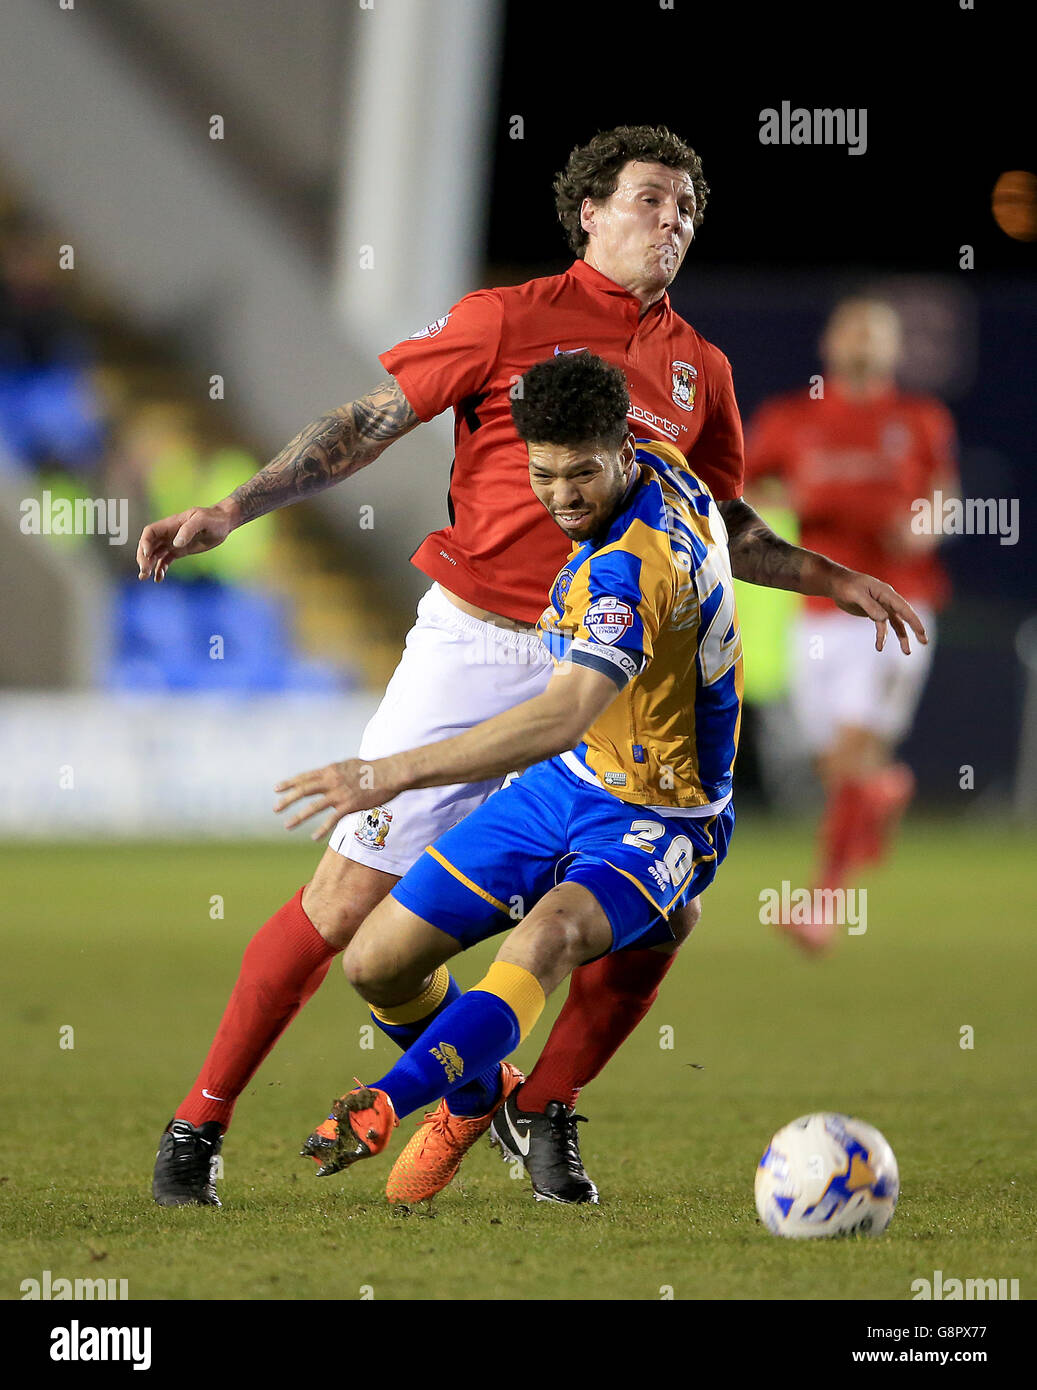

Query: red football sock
[
  {"left": 175, "top": 887, "right": 338, "bottom": 1131},
  {"left": 818, "top": 777, "right": 868, "bottom": 885},
  {"left": 858, "top": 764, "right": 916, "bottom": 865},
  {"left": 516, "top": 948, "right": 677, "bottom": 1113}
]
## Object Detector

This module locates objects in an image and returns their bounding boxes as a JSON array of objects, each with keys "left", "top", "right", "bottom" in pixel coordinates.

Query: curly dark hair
[
  {"left": 554, "top": 125, "right": 708, "bottom": 257},
  {"left": 511, "top": 353, "right": 630, "bottom": 451}
]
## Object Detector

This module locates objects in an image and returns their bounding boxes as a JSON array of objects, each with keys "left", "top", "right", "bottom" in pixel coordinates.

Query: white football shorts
[
  {"left": 329, "top": 583, "right": 555, "bottom": 876},
  {"left": 790, "top": 607, "right": 936, "bottom": 753}
]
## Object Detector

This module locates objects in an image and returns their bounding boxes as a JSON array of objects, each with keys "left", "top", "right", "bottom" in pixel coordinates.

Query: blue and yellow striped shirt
[{"left": 537, "top": 440, "right": 743, "bottom": 812}]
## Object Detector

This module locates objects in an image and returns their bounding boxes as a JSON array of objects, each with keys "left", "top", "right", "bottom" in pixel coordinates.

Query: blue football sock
[
  {"left": 370, "top": 973, "right": 502, "bottom": 1116},
  {"left": 445, "top": 1065, "right": 503, "bottom": 1117},
  {"left": 370, "top": 973, "right": 461, "bottom": 1051},
  {"left": 372, "top": 990, "right": 521, "bottom": 1120}
]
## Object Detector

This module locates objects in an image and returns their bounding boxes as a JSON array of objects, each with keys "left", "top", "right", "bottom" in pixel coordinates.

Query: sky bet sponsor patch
[{"left": 584, "top": 596, "right": 635, "bottom": 645}]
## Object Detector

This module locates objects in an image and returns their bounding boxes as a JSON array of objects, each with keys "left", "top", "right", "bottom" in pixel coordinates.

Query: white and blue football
[{"left": 755, "top": 1112, "right": 899, "bottom": 1239}]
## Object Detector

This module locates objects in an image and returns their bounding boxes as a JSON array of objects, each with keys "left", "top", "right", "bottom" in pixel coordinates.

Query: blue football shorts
[{"left": 390, "top": 756, "right": 734, "bottom": 953}]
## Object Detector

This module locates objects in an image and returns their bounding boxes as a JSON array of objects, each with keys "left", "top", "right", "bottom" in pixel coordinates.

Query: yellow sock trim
[
  {"left": 370, "top": 965, "right": 451, "bottom": 1026},
  {"left": 472, "top": 961, "right": 546, "bottom": 1042}
]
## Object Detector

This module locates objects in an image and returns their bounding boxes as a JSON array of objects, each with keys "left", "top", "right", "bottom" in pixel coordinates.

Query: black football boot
[
  {"left": 489, "top": 1096, "right": 599, "bottom": 1204},
  {"left": 152, "top": 1119, "right": 223, "bottom": 1207}
]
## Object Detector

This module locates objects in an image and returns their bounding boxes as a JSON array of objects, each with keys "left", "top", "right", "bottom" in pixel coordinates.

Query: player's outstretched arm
[
  {"left": 274, "top": 663, "right": 619, "bottom": 840},
  {"left": 718, "top": 497, "right": 809, "bottom": 589},
  {"left": 135, "top": 378, "right": 420, "bottom": 581},
  {"left": 826, "top": 571, "right": 927, "bottom": 654},
  {"left": 718, "top": 497, "right": 926, "bottom": 654}
]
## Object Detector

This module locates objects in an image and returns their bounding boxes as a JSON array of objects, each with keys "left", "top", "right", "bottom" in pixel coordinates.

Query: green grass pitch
[{"left": 1, "top": 819, "right": 1034, "bottom": 1301}]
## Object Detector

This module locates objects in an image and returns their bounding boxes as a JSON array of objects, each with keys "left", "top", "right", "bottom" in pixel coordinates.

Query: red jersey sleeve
[
  {"left": 378, "top": 289, "right": 504, "bottom": 422},
  {"left": 689, "top": 352, "right": 744, "bottom": 500},
  {"left": 743, "top": 398, "right": 792, "bottom": 483}
]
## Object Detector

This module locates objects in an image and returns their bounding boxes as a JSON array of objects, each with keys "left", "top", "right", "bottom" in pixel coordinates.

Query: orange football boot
[
  {"left": 301, "top": 1084, "right": 398, "bottom": 1176},
  {"left": 385, "top": 1063, "right": 524, "bottom": 1204}
]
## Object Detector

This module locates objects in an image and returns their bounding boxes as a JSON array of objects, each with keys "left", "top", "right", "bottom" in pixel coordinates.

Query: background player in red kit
[
  {"left": 138, "top": 130, "right": 924, "bottom": 1206},
  {"left": 745, "top": 297, "right": 958, "bottom": 951}
]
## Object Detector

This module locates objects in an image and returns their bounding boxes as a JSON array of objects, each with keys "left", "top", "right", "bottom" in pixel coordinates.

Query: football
[{"left": 755, "top": 1112, "right": 899, "bottom": 1239}]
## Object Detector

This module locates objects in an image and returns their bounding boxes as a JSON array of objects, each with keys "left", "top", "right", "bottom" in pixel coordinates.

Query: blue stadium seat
[
  {"left": 0, "top": 366, "right": 105, "bottom": 472},
  {"left": 107, "top": 578, "right": 354, "bottom": 692}
]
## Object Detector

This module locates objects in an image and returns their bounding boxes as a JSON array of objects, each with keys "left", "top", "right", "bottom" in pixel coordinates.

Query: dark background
[
  {"left": 490, "top": 2, "right": 1032, "bottom": 275},
  {"left": 484, "top": 1, "right": 1034, "bottom": 803}
]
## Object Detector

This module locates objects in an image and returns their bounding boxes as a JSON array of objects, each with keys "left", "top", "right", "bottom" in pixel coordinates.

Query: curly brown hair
[
  {"left": 511, "top": 353, "right": 630, "bottom": 450},
  {"left": 554, "top": 125, "right": 708, "bottom": 257}
]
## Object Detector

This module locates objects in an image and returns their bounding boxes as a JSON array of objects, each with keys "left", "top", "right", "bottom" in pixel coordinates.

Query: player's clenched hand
[
  {"left": 828, "top": 570, "right": 928, "bottom": 654},
  {"left": 275, "top": 759, "right": 391, "bottom": 841},
  {"left": 136, "top": 500, "right": 239, "bottom": 582}
]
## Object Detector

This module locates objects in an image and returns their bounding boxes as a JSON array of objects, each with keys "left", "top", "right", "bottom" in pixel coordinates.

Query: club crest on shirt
[
  {"left": 409, "top": 314, "right": 450, "bottom": 340},
  {"left": 555, "top": 568, "right": 575, "bottom": 605},
  {"left": 671, "top": 359, "right": 698, "bottom": 413},
  {"left": 354, "top": 806, "right": 393, "bottom": 850},
  {"left": 585, "top": 596, "right": 635, "bottom": 645}
]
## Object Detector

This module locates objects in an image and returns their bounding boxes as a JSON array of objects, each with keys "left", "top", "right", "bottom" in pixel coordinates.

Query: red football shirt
[
  {"left": 379, "top": 258, "right": 744, "bottom": 622},
  {"left": 745, "top": 382, "right": 959, "bottom": 612}
]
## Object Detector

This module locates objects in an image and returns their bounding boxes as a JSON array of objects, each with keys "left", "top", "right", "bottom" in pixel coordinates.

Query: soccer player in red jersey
[
  {"left": 139, "top": 129, "right": 924, "bottom": 1206},
  {"left": 745, "top": 297, "right": 958, "bottom": 951}
]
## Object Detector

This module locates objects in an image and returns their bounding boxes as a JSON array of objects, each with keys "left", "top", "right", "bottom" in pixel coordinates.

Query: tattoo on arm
[
  {"left": 718, "top": 498, "right": 808, "bottom": 590},
  {"left": 231, "top": 379, "right": 420, "bottom": 523}
]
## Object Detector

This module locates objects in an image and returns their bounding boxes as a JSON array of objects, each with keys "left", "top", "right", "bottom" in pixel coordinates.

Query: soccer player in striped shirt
[{"left": 285, "top": 351, "right": 743, "bottom": 1195}]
